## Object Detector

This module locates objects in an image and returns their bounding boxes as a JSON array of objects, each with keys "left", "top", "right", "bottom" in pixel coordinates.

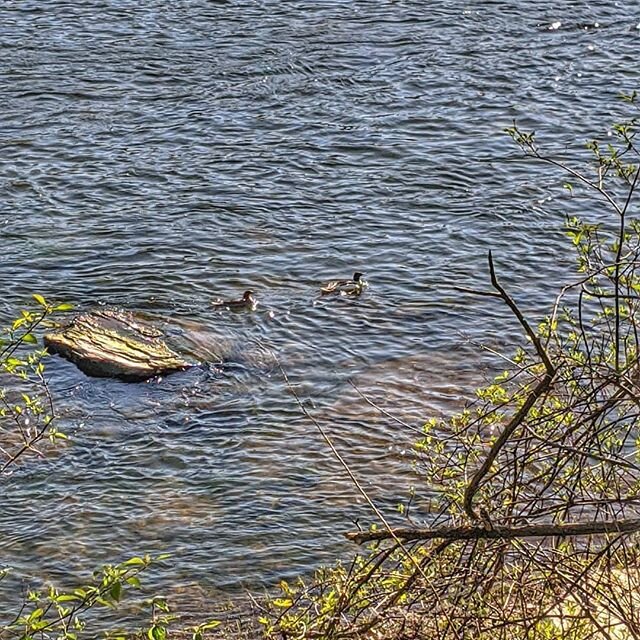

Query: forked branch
[{"left": 462, "top": 251, "right": 556, "bottom": 519}]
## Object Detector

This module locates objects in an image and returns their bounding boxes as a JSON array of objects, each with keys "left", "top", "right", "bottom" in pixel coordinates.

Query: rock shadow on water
[{"left": 43, "top": 307, "right": 278, "bottom": 387}]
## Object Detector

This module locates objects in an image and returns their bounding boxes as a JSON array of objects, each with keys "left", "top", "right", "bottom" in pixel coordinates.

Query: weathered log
[
  {"left": 44, "top": 309, "right": 193, "bottom": 381},
  {"left": 345, "top": 518, "right": 640, "bottom": 544}
]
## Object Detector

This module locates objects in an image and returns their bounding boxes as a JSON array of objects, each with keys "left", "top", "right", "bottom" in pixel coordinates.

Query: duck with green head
[{"left": 320, "top": 272, "right": 368, "bottom": 296}]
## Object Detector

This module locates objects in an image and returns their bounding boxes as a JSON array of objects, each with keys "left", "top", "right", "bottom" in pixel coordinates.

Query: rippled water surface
[{"left": 2, "top": 0, "right": 640, "bottom": 618}]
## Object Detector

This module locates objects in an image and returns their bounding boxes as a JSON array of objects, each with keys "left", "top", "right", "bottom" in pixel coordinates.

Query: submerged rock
[{"left": 44, "top": 309, "right": 194, "bottom": 381}]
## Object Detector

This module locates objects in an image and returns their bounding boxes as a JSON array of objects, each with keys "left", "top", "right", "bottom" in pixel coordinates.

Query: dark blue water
[{"left": 1, "top": 0, "right": 639, "bottom": 619}]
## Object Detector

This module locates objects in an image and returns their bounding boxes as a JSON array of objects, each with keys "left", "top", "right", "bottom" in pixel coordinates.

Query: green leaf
[
  {"left": 200, "top": 620, "right": 221, "bottom": 630},
  {"left": 27, "top": 607, "right": 44, "bottom": 622},
  {"left": 273, "top": 598, "right": 293, "bottom": 608},
  {"left": 55, "top": 594, "right": 81, "bottom": 603},
  {"left": 32, "top": 294, "right": 47, "bottom": 307},
  {"left": 95, "top": 595, "right": 113, "bottom": 608},
  {"left": 109, "top": 581, "right": 122, "bottom": 602},
  {"left": 126, "top": 576, "right": 142, "bottom": 588},
  {"left": 54, "top": 303, "right": 74, "bottom": 311},
  {"left": 148, "top": 626, "right": 166, "bottom": 640},
  {"left": 22, "top": 333, "right": 37, "bottom": 344}
]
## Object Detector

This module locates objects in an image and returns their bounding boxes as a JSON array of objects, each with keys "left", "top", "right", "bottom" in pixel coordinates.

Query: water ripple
[{"left": 1, "top": 0, "right": 639, "bottom": 617}]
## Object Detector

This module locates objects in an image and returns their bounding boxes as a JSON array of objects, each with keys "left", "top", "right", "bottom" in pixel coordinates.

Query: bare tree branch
[{"left": 346, "top": 518, "right": 640, "bottom": 545}]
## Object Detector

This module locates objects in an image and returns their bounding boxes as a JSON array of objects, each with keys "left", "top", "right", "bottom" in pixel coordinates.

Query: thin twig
[{"left": 348, "top": 381, "right": 424, "bottom": 435}]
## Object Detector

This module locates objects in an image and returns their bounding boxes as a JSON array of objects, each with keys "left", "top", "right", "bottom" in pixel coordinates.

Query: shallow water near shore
[{"left": 1, "top": 0, "right": 640, "bottom": 619}]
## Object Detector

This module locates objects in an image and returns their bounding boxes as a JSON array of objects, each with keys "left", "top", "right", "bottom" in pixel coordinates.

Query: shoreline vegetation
[{"left": 3, "top": 94, "right": 640, "bottom": 639}]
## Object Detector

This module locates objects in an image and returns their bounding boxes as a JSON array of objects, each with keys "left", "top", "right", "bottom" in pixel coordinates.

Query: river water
[{"left": 1, "top": 0, "right": 639, "bottom": 620}]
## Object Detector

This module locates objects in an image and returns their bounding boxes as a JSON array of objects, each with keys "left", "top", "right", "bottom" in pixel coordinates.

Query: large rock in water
[{"left": 44, "top": 309, "right": 193, "bottom": 381}]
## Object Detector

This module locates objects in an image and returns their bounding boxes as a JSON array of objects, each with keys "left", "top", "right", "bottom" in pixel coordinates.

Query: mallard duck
[
  {"left": 211, "top": 290, "right": 258, "bottom": 310},
  {"left": 320, "top": 272, "right": 368, "bottom": 296}
]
